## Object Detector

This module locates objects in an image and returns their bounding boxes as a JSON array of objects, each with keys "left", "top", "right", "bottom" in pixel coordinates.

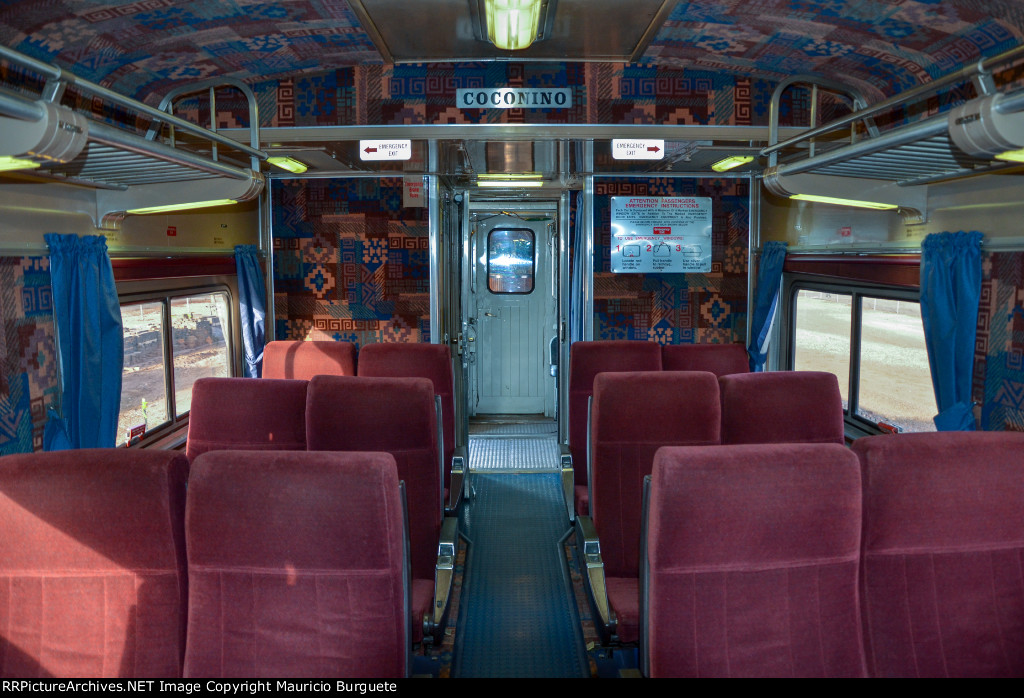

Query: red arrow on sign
[
  {"left": 364, "top": 147, "right": 377, "bottom": 153},
  {"left": 647, "top": 146, "right": 661, "bottom": 153}
]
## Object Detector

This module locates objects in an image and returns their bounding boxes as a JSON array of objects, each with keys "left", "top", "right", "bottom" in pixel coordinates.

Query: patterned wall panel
[
  {"left": 592, "top": 178, "right": 749, "bottom": 346},
  {"left": 271, "top": 177, "right": 430, "bottom": 349},
  {"left": 974, "top": 251, "right": 1024, "bottom": 432},
  {"left": 0, "top": 256, "right": 57, "bottom": 455}
]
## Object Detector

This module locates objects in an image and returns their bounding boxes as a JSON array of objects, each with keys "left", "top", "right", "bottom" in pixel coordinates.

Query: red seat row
[
  {"left": 185, "top": 374, "right": 455, "bottom": 647},
  {"left": 643, "top": 432, "right": 1024, "bottom": 678},
  {"left": 577, "top": 368, "right": 844, "bottom": 644},
  {"left": 262, "top": 340, "right": 465, "bottom": 512},
  {"left": 0, "top": 448, "right": 411, "bottom": 678},
  {"left": 566, "top": 340, "right": 752, "bottom": 517}
]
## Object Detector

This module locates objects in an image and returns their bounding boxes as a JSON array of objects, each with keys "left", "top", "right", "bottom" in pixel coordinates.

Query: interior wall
[
  {"left": 976, "top": 250, "right": 1024, "bottom": 432},
  {"left": 591, "top": 177, "right": 750, "bottom": 345},
  {"left": 270, "top": 177, "right": 430, "bottom": 348}
]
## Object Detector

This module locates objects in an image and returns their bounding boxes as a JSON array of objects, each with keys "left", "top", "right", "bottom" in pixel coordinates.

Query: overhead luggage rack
[
  {"left": 0, "top": 45, "right": 266, "bottom": 220},
  {"left": 762, "top": 45, "right": 1024, "bottom": 194}
]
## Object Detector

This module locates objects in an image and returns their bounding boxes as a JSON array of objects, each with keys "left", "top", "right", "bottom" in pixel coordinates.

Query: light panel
[
  {"left": 267, "top": 156, "right": 309, "bottom": 173},
  {"left": 485, "top": 0, "right": 543, "bottom": 50},
  {"left": 0, "top": 156, "right": 41, "bottom": 172},
  {"left": 790, "top": 194, "right": 898, "bottom": 210},
  {"left": 126, "top": 199, "right": 238, "bottom": 215},
  {"left": 711, "top": 155, "right": 754, "bottom": 172}
]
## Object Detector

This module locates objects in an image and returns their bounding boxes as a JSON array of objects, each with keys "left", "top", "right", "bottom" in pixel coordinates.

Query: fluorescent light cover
[
  {"left": 267, "top": 156, "right": 308, "bottom": 173},
  {"left": 477, "top": 172, "right": 542, "bottom": 180},
  {"left": 477, "top": 180, "right": 544, "bottom": 188},
  {"left": 790, "top": 194, "right": 897, "bottom": 210},
  {"left": 0, "top": 156, "right": 41, "bottom": 172},
  {"left": 127, "top": 199, "right": 237, "bottom": 215},
  {"left": 485, "top": 0, "right": 542, "bottom": 50},
  {"left": 711, "top": 155, "right": 754, "bottom": 172},
  {"left": 995, "top": 148, "right": 1024, "bottom": 163}
]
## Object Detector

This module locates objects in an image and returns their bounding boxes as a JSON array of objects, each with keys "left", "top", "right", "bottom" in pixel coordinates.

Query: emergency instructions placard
[{"left": 610, "top": 196, "right": 712, "bottom": 273}]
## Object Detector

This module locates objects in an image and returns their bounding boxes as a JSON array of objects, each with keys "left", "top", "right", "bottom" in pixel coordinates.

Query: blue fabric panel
[
  {"left": 43, "top": 234, "right": 123, "bottom": 450},
  {"left": 235, "top": 245, "right": 267, "bottom": 378},
  {"left": 920, "top": 231, "right": 983, "bottom": 431},
  {"left": 746, "top": 241, "right": 787, "bottom": 372}
]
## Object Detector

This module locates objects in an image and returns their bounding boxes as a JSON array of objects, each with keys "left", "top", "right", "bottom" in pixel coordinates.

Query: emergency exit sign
[
  {"left": 359, "top": 140, "right": 411, "bottom": 161},
  {"left": 611, "top": 139, "right": 664, "bottom": 160}
]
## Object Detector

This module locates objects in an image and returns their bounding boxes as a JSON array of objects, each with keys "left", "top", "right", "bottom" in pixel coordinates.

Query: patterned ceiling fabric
[
  {"left": 648, "top": 0, "right": 1024, "bottom": 100},
  {"left": 0, "top": 1, "right": 1022, "bottom": 102}
]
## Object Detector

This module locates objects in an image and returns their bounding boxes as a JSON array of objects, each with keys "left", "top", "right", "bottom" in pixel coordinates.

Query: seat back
[
  {"left": 644, "top": 443, "right": 865, "bottom": 678},
  {"left": 719, "top": 371, "right": 844, "bottom": 445},
  {"left": 591, "top": 370, "right": 720, "bottom": 578},
  {"left": 306, "top": 375, "right": 440, "bottom": 581},
  {"left": 185, "top": 377, "right": 308, "bottom": 462},
  {"left": 358, "top": 342, "right": 456, "bottom": 487},
  {"left": 854, "top": 432, "right": 1024, "bottom": 677},
  {"left": 662, "top": 343, "right": 749, "bottom": 376},
  {"left": 0, "top": 449, "right": 189, "bottom": 678},
  {"left": 262, "top": 340, "right": 356, "bottom": 380},
  {"left": 183, "top": 450, "right": 408, "bottom": 678},
  {"left": 568, "top": 340, "right": 662, "bottom": 486}
]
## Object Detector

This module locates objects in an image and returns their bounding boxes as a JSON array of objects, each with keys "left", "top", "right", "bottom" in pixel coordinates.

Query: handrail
[
  {"left": 0, "top": 45, "right": 265, "bottom": 164},
  {"left": 761, "top": 43, "right": 1024, "bottom": 158}
]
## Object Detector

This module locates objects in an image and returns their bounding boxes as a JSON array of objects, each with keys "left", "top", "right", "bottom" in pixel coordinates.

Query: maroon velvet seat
[
  {"left": 183, "top": 450, "right": 408, "bottom": 678},
  {"left": 661, "top": 342, "right": 750, "bottom": 376},
  {"left": 643, "top": 443, "right": 865, "bottom": 678},
  {"left": 185, "top": 377, "right": 308, "bottom": 462},
  {"left": 262, "top": 339, "right": 356, "bottom": 380},
  {"left": 305, "top": 375, "right": 449, "bottom": 644},
  {"left": 358, "top": 342, "right": 463, "bottom": 510},
  {"left": 719, "top": 370, "right": 845, "bottom": 445},
  {"left": 580, "top": 370, "right": 720, "bottom": 645},
  {"left": 0, "top": 449, "right": 189, "bottom": 678},
  {"left": 568, "top": 340, "right": 662, "bottom": 516},
  {"left": 853, "top": 432, "right": 1024, "bottom": 678}
]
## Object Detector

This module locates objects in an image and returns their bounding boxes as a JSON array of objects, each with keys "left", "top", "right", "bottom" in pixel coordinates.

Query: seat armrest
[
  {"left": 424, "top": 515, "right": 458, "bottom": 644},
  {"left": 575, "top": 514, "right": 617, "bottom": 644},
  {"left": 447, "top": 446, "right": 467, "bottom": 513},
  {"left": 560, "top": 443, "right": 574, "bottom": 522}
]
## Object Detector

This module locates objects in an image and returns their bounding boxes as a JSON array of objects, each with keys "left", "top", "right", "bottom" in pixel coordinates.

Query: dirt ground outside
[{"left": 793, "top": 293, "right": 937, "bottom": 433}]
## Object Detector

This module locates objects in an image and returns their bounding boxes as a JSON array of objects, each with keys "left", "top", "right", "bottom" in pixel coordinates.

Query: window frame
[
  {"left": 486, "top": 227, "right": 537, "bottom": 295},
  {"left": 117, "top": 283, "right": 235, "bottom": 447},
  {"left": 782, "top": 273, "right": 929, "bottom": 438}
]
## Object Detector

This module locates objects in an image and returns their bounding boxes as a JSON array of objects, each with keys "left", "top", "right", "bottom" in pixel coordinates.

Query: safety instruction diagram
[{"left": 610, "top": 196, "right": 712, "bottom": 273}]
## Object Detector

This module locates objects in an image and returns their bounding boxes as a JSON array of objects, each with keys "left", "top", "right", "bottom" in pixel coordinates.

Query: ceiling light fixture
[
  {"left": 478, "top": 0, "right": 555, "bottom": 51},
  {"left": 476, "top": 179, "right": 545, "bottom": 188},
  {"left": 0, "top": 156, "right": 41, "bottom": 172},
  {"left": 126, "top": 199, "right": 238, "bottom": 215},
  {"left": 267, "top": 156, "right": 309, "bottom": 174},
  {"left": 711, "top": 155, "right": 754, "bottom": 172},
  {"left": 789, "top": 194, "right": 898, "bottom": 210}
]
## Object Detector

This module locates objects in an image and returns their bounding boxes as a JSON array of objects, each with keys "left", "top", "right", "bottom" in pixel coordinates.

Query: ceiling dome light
[{"left": 485, "top": 0, "right": 543, "bottom": 50}]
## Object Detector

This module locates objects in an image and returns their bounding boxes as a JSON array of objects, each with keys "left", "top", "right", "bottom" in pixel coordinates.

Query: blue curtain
[
  {"left": 747, "top": 241, "right": 788, "bottom": 371},
  {"left": 920, "top": 231, "right": 983, "bottom": 431},
  {"left": 235, "top": 244, "right": 266, "bottom": 378},
  {"left": 44, "top": 234, "right": 123, "bottom": 450}
]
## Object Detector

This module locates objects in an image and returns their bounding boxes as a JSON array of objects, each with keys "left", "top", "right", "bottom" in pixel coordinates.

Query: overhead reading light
[
  {"left": 477, "top": 180, "right": 544, "bottom": 187},
  {"left": 477, "top": 172, "right": 542, "bottom": 180},
  {"left": 126, "top": 199, "right": 238, "bottom": 215},
  {"left": 711, "top": 155, "right": 754, "bottom": 172},
  {"left": 477, "top": 0, "right": 555, "bottom": 51},
  {"left": 789, "top": 194, "right": 898, "bottom": 210},
  {"left": 995, "top": 148, "right": 1024, "bottom": 163},
  {"left": 267, "top": 156, "right": 308, "bottom": 174},
  {"left": 0, "top": 156, "right": 41, "bottom": 172}
]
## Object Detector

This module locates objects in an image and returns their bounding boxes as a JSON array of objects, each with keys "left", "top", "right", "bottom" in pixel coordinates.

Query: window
[
  {"left": 487, "top": 228, "right": 535, "bottom": 293},
  {"left": 789, "top": 283, "right": 936, "bottom": 434},
  {"left": 118, "top": 289, "right": 232, "bottom": 445}
]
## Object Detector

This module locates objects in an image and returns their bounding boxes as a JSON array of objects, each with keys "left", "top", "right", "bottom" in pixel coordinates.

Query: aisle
[{"left": 452, "top": 451, "right": 588, "bottom": 677}]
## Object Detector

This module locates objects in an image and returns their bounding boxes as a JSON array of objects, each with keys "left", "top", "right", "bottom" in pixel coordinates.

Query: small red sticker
[
  {"left": 167, "top": 226, "right": 177, "bottom": 237},
  {"left": 653, "top": 226, "right": 671, "bottom": 235}
]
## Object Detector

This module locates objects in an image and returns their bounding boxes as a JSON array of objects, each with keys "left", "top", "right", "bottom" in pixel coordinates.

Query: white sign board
[
  {"left": 610, "top": 196, "right": 712, "bottom": 273},
  {"left": 611, "top": 139, "right": 665, "bottom": 160},
  {"left": 359, "top": 140, "right": 411, "bottom": 161}
]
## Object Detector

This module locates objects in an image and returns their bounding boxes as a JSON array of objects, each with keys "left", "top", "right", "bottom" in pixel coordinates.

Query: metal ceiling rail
[{"left": 0, "top": 45, "right": 266, "bottom": 191}]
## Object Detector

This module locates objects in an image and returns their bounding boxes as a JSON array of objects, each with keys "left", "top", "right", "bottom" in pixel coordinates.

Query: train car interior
[{"left": 1, "top": 0, "right": 1024, "bottom": 679}]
